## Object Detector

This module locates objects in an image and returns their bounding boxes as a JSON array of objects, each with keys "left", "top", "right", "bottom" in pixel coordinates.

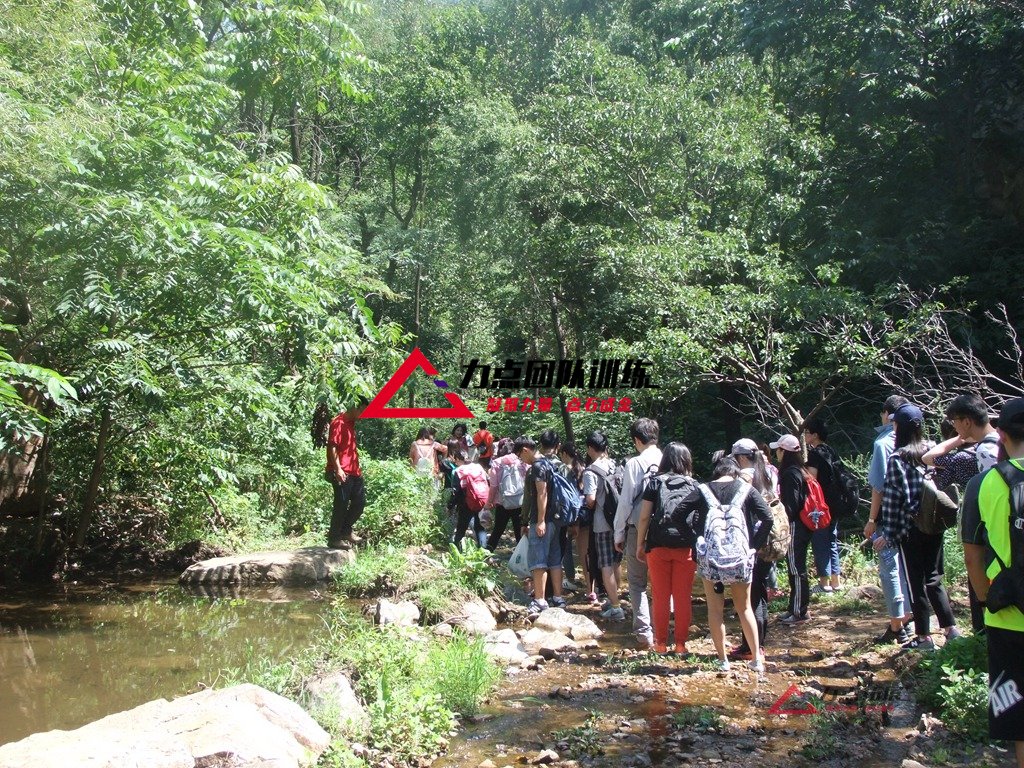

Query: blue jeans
[
  {"left": 811, "top": 519, "right": 841, "bottom": 578},
  {"left": 876, "top": 536, "right": 911, "bottom": 619}
]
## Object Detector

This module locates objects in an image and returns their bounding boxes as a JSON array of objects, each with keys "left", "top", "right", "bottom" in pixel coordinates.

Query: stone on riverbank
[
  {"left": 445, "top": 595, "right": 499, "bottom": 635},
  {"left": 521, "top": 627, "right": 575, "bottom": 658},
  {"left": 375, "top": 598, "right": 421, "bottom": 627},
  {"left": 304, "top": 672, "right": 370, "bottom": 740},
  {"left": 0, "top": 684, "right": 329, "bottom": 768},
  {"left": 178, "top": 546, "right": 355, "bottom": 586},
  {"left": 845, "top": 584, "right": 884, "bottom": 601},
  {"left": 532, "top": 607, "right": 603, "bottom": 641},
  {"left": 483, "top": 629, "right": 529, "bottom": 665}
]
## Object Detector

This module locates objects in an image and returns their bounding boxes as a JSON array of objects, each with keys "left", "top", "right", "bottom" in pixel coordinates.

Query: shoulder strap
[
  {"left": 731, "top": 481, "right": 752, "bottom": 508},
  {"left": 698, "top": 483, "right": 717, "bottom": 509}
]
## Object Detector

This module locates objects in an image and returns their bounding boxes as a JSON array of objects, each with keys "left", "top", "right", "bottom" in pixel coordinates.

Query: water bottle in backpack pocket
[{"left": 695, "top": 482, "right": 755, "bottom": 584}]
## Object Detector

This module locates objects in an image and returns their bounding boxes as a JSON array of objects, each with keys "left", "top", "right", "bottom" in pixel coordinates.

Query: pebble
[{"left": 479, "top": 761, "right": 497, "bottom": 768}]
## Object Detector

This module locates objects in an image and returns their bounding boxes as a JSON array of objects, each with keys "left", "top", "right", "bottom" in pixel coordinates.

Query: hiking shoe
[
  {"left": 810, "top": 585, "right": 833, "bottom": 595},
  {"left": 779, "top": 612, "right": 809, "bottom": 626},
  {"left": 327, "top": 539, "right": 352, "bottom": 550},
  {"left": 748, "top": 659, "right": 765, "bottom": 675},
  {"left": 600, "top": 606, "right": 626, "bottom": 621},
  {"left": 874, "top": 625, "right": 911, "bottom": 645},
  {"left": 562, "top": 579, "right": 582, "bottom": 592},
  {"left": 905, "top": 635, "right": 936, "bottom": 651},
  {"left": 550, "top": 596, "right": 567, "bottom": 608},
  {"left": 527, "top": 599, "right": 549, "bottom": 616},
  {"left": 717, "top": 659, "right": 731, "bottom": 672},
  {"left": 945, "top": 627, "right": 963, "bottom": 641},
  {"left": 345, "top": 532, "right": 364, "bottom": 545}
]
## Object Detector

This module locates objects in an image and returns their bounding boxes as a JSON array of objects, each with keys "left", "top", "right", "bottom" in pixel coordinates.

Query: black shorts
[{"left": 988, "top": 626, "right": 1024, "bottom": 741}]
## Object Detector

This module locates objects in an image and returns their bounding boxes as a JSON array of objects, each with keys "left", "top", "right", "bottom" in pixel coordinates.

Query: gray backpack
[{"left": 695, "top": 482, "right": 754, "bottom": 584}]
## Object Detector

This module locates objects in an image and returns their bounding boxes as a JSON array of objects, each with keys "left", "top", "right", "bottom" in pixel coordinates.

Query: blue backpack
[{"left": 537, "top": 459, "right": 584, "bottom": 526}]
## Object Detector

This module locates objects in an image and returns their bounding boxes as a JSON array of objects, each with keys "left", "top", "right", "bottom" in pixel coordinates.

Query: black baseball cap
[{"left": 997, "top": 397, "right": 1024, "bottom": 431}]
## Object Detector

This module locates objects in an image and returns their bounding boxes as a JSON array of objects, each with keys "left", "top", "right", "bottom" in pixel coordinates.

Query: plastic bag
[{"left": 508, "top": 535, "right": 531, "bottom": 579}]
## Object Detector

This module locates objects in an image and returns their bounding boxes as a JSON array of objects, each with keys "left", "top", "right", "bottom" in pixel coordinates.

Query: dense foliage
[{"left": 2, "top": 0, "right": 1023, "bottom": 575}]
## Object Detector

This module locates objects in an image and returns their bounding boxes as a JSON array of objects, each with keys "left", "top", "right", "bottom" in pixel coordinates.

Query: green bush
[
  {"left": 916, "top": 633, "right": 988, "bottom": 709},
  {"left": 359, "top": 459, "right": 441, "bottom": 547},
  {"left": 939, "top": 666, "right": 989, "bottom": 741},
  {"left": 442, "top": 541, "right": 498, "bottom": 597},
  {"left": 427, "top": 633, "right": 501, "bottom": 716}
]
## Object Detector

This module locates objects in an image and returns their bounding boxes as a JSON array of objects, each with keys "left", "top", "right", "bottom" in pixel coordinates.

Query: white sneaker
[
  {"left": 717, "top": 659, "right": 731, "bottom": 672},
  {"left": 748, "top": 659, "right": 765, "bottom": 675}
]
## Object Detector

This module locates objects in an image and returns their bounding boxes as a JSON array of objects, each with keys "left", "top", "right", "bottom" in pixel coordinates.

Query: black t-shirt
[
  {"left": 523, "top": 456, "right": 558, "bottom": 525},
  {"left": 807, "top": 444, "right": 837, "bottom": 488},
  {"left": 642, "top": 473, "right": 700, "bottom": 550},
  {"left": 686, "top": 479, "right": 773, "bottom": 553}
]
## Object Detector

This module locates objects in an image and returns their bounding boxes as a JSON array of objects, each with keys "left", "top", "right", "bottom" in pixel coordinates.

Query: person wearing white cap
[{"left": 771, "top": 434, "right": 813, "bottom": 625}]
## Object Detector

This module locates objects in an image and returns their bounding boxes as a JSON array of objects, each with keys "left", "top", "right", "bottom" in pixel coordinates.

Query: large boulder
[
  {"left": 532, "top": 608, "right": 603, "bottom": 641},
  {"left": 482, "top": 629, "right": 529, "bottom": 665},
  {"left": 0, "top": 684, "right": 329, "bottom": 768},
  {"left": 179, "top": 547, "right": 355, "bottom": 586},
  {"left": 304, "top": 672, "right": 370, "bottom": 740},
  {"left": 521, "top": 627, "right": 574, "bottom": 658},
  {"left": 445, "top": 595, "right": 498, "bottom": 636}
]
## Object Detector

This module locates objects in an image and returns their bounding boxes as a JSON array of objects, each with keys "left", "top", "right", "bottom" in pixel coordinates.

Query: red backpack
[
  {"left": 800, "top": 472, "right": 832, "bottom": 531},
  {"left": 460, "top": 465, "right": 490, "bottom": 512}
]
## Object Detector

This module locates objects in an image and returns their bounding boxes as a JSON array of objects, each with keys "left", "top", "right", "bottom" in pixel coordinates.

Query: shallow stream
[{"left": 0, "top": 580, "right": 333, "bottom": 745}]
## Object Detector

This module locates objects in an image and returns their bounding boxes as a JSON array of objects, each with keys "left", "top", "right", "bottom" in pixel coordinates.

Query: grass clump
[
  {"left": 553, "top": 711, "right": 605, "bottom": 757},
  {"left": 799, "top": 710, "right": 878, "bottom": 760},
  {"left": 427, "top": 633, "right": 502, "bottom": 716},
  {"left": 334, "top": 545, "right": 409, "bottom": 597},
  {"left": 219, "top": 605, "right": 501, "bottom": 767},
  {"left": 671, "top": 705, "right": 720, "bottom": 730}
]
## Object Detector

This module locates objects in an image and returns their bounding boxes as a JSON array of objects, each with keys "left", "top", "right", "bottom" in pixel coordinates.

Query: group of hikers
[{"left": 325, "top": 395, "right": 1024, "bottom": 763}]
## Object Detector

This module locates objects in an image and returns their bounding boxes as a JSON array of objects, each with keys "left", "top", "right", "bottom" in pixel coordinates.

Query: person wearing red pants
[{"left": 635, "top": 442, "right": 700, "bottom": 654}]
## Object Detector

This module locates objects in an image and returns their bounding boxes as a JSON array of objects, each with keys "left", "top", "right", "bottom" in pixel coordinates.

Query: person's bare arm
[
  {"left": 923, "top": 436, "right": 963, "bottom": 467},
  {"left": 635, "top": 499, "right": 653, "bottom": 562},
  {"left": 535, "top": 479, "right": 549, "bottom": 537},
  {"left": 328, "top": 445, "right": 346, "bottom": 482},
  {"left": 964, "top": 543, "right": 990, "bottom": 602}
]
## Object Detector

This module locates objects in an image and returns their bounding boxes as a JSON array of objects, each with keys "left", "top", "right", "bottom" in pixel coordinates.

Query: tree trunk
[
  {"left": 74, "top": 408, "right": 112, "bottom": 549},
  {"left": 0, "top": 388, "right": 44, "bottom": 516},
  {"left": 548, "top": 291, "right": 574, "bottom": 446},
  {"left": 410, "top": 262, "right": 422, "bottom": 408}
]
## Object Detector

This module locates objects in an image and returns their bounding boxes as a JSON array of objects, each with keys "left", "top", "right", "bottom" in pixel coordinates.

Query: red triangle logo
[
  {"left": 360, "top": 348, "right": 475, "bottom": 419},
  {"left": 768, "top": 684, "right": 819, "bottom": 716}
]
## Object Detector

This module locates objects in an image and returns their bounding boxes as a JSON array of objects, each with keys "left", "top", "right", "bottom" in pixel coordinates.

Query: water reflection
[{"left": 0, "top": 580, "right": 333, "bottom": 745}]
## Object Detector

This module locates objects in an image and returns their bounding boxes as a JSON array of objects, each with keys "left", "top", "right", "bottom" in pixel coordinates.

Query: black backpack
[
  {"left": 648, "top": 474, "right": 698, "bottom": 548},
  {"left": 984, "top": 461, "right": 1024, "bottom": 615},
  {"left": 816, "top": 445, "right": 860, "bottom": 518},
  {"left": 586, "top": 462, "right": 623, "bottom": 528}
]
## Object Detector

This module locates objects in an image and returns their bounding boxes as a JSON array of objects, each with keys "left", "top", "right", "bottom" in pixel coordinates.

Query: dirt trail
[{"left": 436, "top": 588, "right": 1015, "bottom": 768}]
